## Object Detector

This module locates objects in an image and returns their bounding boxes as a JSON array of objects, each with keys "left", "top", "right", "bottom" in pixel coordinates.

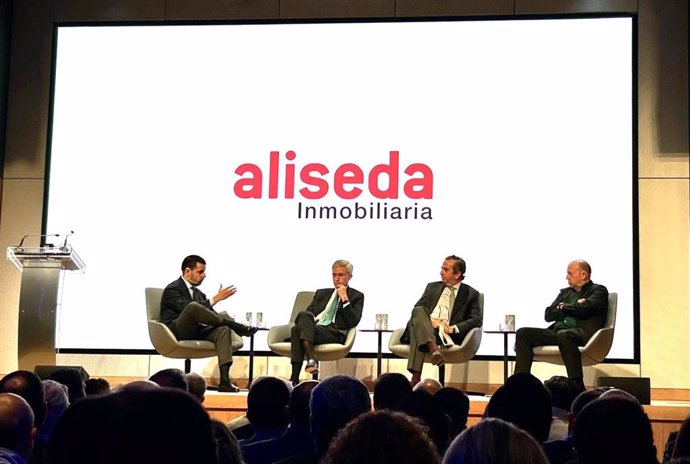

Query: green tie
[
  {"left": 318, "top": 294, "right": 339, "bottom": 326},
  {"left": 448, "top": 287, "right": 456, "bottom": 311}
]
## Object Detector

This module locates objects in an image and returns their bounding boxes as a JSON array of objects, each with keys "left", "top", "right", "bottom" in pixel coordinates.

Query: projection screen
[{"left": 45, "top": 16, "right": 636, "bottom": 360}]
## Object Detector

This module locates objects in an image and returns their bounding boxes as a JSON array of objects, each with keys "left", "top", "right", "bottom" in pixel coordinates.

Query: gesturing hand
[{"left": 214, "top": 284, "right": 237, "bottom": 303}]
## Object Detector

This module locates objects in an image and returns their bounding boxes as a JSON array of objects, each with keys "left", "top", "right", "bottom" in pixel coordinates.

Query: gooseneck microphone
[
  {"left": 17, "top": 233, "right": 60, "bottom": 250},
  {"left": 60, "top": 230, "right": 75, "bottom": 252}
]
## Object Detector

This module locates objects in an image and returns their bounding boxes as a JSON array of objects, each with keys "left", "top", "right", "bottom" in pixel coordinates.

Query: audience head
[
  {"left": 544, "top": 375, "right": 580, "bottom": 411},
  {"left": 400, "top": 389, "right": 451, "bottom": 455},
  {"left": 84, "top": 377, "right": 111, "bottom": 396},
  {"left": 572, "top": 395, "right": 657, "bottom": 464},
  {"left": 289, "top": 380, "right": 319, "bottom": 429},
  {"left": 38, "top": 380, "right": 69, "bottom": 444},
  {"left": 433, "top": 387, "right": 470, "bottom": 438},
  {"left": 485, "top": 373, "right": 552, "bottom": 442},
  {"left": 672, "top": 414, "right": 690, "bottom": 459},
  {"left": 0, "top": 392, "right": 36, "bottom": 461},
  {"left": 323, "top": 409, "right": 441, "bottom": 464},
  {"left": 118, "top": 380, "right": 161, "bottom": 392},
  {"left": 48, "top": 388, "right": 218, "bottom": 464},
  {"left": 373, "top": 372, "right": 412, "bottom": 411},
  {"left": 414, "top": 378, "right": 444, "bottom": 395},
  {"left": 47, "top": 367, "right": 87, "bottom": 403},
  {"left": 443, "top": 417, "right": 549, "bottom": 464},
  {"left": 185, "top": 373, "right": 207, "bottom": 403},
  {"left": 0, "top": 370, "right": 47, "bottom": 429},
  {"left": 246, "top": 376, "right": 291, "bottom": 430},
  {"left": 149, "top": 368, "right": 188, "bottom": 391},
  {"left": 210, "top": 418, "right": 243, "bottom": 464},
  {"left": 310, "top": 375, "right": 371, "bottom": 456},
  {"left": 567, "top": 386, "right": 609, "bottom": 433}
]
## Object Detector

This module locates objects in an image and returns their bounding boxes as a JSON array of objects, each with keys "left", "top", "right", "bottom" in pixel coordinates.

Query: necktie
[
  {"left": 448, "top": 286, "right": 456, "bottom": 312},
  {"left": 191, "top": 286, "right": 201, "bottom": 302},
  {"left": 318, "top": 294, "right": 339, "bottom": 326}
]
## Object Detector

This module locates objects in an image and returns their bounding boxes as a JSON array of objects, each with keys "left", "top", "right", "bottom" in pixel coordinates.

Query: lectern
[{"left": 6, "top": 246, "right": 85, "bottom": 370}]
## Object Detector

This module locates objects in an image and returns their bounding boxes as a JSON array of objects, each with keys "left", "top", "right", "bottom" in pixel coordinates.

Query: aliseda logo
[{"left": 232, "top": 150, "right": 434, "bottom": 221}]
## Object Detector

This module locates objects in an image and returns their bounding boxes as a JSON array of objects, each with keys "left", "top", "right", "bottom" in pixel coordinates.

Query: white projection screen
[{"left": 46, "top": 16, "right": 637, "bottom": 360}]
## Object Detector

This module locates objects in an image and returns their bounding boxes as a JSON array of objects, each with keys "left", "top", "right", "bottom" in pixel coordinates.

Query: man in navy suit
[
  {"left": 401, "top": 255, "right": 483, "bottom": 387},
  {"left": 289, "top": 260, "right": 364, "bottom": 386},
  {"left": 160, "top": 255, "right": 257, "bottom": 392}
]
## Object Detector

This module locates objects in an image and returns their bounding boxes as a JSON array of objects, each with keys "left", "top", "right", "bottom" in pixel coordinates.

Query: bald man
[
  {"left": 514, "top": 260, "right": 609, "bottom": 391},
  {"left": 0, "top": 392, "right": 36, "bottom": 464}
]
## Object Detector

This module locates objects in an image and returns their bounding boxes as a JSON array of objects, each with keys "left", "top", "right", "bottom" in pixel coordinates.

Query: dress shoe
[
  {"left": 305, "top": 359, "right": 319, "bottom": 375},
  {"left": 236, "top": 324, "right": 259, "bottom": 337},
  {"left": 217, "top": 382, "right": 241, "bottom": 393},
  {"left": 430, "top": 349, "right": 446, "bottom": 367}
]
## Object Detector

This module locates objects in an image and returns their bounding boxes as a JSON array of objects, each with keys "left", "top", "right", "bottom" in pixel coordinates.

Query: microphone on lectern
[
  {"left": 59, "top": 231, "right": 75, "bottom": 252},
  {"left": 17, "top": 233, "right": 60, "bottom": 251}
]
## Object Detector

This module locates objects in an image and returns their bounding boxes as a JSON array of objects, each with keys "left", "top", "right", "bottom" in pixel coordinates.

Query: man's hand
[
  {"left": 214, "top": 284, "right": 237, "bottom": 304},
  {"left": 442, "top": 323, "right": 454, "bottom": 334},
  {"left": 336, "top": 285, "right": 349, "bottom": 303},
  {"left": 430, "top": 317, "right": 443, "bottom": 329}
]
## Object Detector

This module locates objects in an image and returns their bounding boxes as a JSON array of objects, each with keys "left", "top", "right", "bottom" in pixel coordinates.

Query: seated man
[
  {"left": 289, "top": 260, "right": 364, "bottom": 385},
  {"left": 160, "top": 254, "right": 257, "bottom": 392},
  {"left": 514, "top": 259, "right": 608, "bottom": 392},
  {"left": 400, "top": 255, "right": 483, "bottom": 387}
]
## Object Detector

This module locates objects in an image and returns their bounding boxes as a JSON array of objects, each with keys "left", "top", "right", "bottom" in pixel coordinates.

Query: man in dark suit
[
  {"left": 401, "top": 255, "right": 483, "bottom": 387},
  {"left": 160, "top": 255, "right": 257, "bottom": 392},
  {"left": 514, "top": 259, "right": 609, "bottom": 392},
  {"left": 289, "top": 260, "right": 364, "bottom": 386}
]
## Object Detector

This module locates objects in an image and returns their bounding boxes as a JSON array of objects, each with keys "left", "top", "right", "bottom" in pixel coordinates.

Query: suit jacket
[
  {"left": 159, "top": 277, "right": 212, "bottom": 328},
  {"left": 545, "top": 280, "right": 608, "bottom": 341},
  {"left": 302, "top": 287, "right": 364, "bottom": 336},
  {"left": 401, "top": 281, "right": 483, "bottom": 344}
]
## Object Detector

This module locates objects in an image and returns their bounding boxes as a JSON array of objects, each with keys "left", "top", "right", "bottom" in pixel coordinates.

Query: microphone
[
  {"left": 60, "top": 230, "right": 75, "bottom": 252},
  {"left": 17, "top": 233, "right": 60, "bottom": 251}
]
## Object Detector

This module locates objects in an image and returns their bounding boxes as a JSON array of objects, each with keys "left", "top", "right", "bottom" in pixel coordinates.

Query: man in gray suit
[{"left": 401, "top": 255, "right": 483, "bottom": 387}]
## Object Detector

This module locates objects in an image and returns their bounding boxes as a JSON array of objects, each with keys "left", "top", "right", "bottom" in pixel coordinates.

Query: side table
[
  {"left": 359, "top": 329, "right": 394, "bottom": 378},
  {"left": 484, "top": 330, "right": 516, "bottom": 383}
]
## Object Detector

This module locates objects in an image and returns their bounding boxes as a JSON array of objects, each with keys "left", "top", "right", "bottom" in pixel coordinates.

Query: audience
[
  {"left": 543, "top": 375, "right": 580, "bottom": 441},
  {"left": 399, "top": 389, "right": 451, "bottom": 455},
  {"left": 323, "top": 409, "right": 441, "bottom": 464},
  {"left": 542, "top": 386, "right": 609, "bottom": 464},
  {"left": 433, "top": 387, "right": 470, "bottom": 441},
  {"left": 186, "top": 373, "right": 208, "bottom": 403},
  {"left": 149, "top": 368, "right": 188, "bottom": 391},
  {"left": 414, "top": 378, "right": 443, "bottom": 395},
  {"left": 46, "top": 368, "right": 86, "bottom": 403},
  {"left": 484, "top": 373, "right": 552, "bottom": 443},
  {"left": 242, "top": 380, "right": 319, "bottom": 464},
  {"left": 239, "top": 377, "right": 292, "bottom": 447},
  {"left": 36, "top": 381, "right": 69, "bottom": 449},
  {"left": 0, "top": 371, "right": 46, "bottom": 431},
  {"left": 373, "top": 373, "right": 412, "bottom": 411},
  {"left": 48, "top": 387, "right": 218, "bottom": 464},
  {"left": 279, "top": 375, "right": 371, "bottom": 464},
  {"left": 572, "top": 393, "right": 658, "bottom": 464},
  {"left": 443, "top": 417, "right": 549, "bottom": 464},
  {"left": 0, "top": 393, "right": 36, "bottom": 464},
  {"left": 211, "top": 419, "right": 245, "bottom": 464},
  {"left": 84, "top": 378, "right": 111, "bottom": 396}
]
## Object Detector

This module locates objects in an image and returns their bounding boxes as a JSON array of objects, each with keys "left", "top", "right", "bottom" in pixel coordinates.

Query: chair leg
[
  {"left": 184, "top": 359, "right": 191, "bottom": 374},
  {"left": 438, "top": 364, "right": 446, "bottom": 386}
]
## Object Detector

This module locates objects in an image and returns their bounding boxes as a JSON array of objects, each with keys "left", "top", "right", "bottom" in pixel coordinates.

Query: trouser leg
[
  {"left": 407, "top": 307, "right": 436, "bottom": 372},
  {"left": 556, "top": 329, "right": 586, "bottom": 379},
  {"left": 290, "top": 312, "right": 314, "bottom": 363},
  {"left": 201, "top": 325, "right": 234, "bottom": 367},
  {"left": 173, "top": 302, "right": 227, "bottom": 338},
  {"left": 514, "top": 327, "right": 559, "bottom": 374}
]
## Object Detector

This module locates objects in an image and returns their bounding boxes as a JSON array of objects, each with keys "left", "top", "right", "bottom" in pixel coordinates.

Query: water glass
[
  {"left": 256, "top": 312, "right": 264, "bottom": 328},
  {"left": 245, "top": 311, "right": 253, "bottom": 327}
]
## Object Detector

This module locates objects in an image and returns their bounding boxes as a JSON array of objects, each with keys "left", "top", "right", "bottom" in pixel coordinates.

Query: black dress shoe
[
  {"left": 235, "top": 324, "right": 259, "bottom": 337},
  {"left": 305, "top": 359, "right": 319, "bottom": 375},
  {"left": 217, "top": 382, "right": 241, "bottom": 393}
]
